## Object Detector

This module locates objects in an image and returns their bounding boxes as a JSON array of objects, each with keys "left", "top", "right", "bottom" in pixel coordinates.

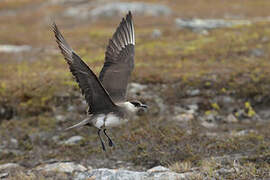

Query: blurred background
[{"left": 0, "top": 0, "right": 270, "bottom": 179}]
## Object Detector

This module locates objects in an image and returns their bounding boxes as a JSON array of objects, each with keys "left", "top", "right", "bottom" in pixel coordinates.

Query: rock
[
  {"left": 257, "top": 108, "right": 270, "bottom": 120},
  {"left": 65, "top": 2, "right": 171, "bottom": 19},
  {"left": 232, "top": 129, "right": 257, "bottom": 137},
  {"left": 128, "top": 83, "right": 148, "bottom": 95},
  {"left": 67, "top": 105, "right": 75, "bottom": 112},
  {"left": 200, "top": 114, "right": 218, "bottom": 128},
  {"left": 10, "top": 138, "right": 18, "bottom": 149},
  {"left": 0, "top": 163, "right": 21, "bottom": 171},
  {"left": 75, "top": 166, "right": 198, "bottom": 180},
  {"left": 214, "top": 96, "right": 237, "bottom": 113},
  {"left": 36, "top": 162, "right": 87, "bottom": 173},
  {"left": 225, "top": 114, "right": 238, "bottom": 123},
  {"left": 87, "top": 168, "right": 148, "bottom": 180},
  {"left": 52, "top": 135, "right": 59, "bottom": 142},
  {"left": 250, "top": 48, "right": 264, "bottom": 57},
  {"left": 61, "top": 136, "right": 84, "bottom": 145},
  {"left": 0, "top": 45, "right": 31, "bottom": 53},
  {"left": 147, "top": 165, "right": 170, "bottom": 173},
  {"left": 64, "top": 7, "right": 88, "bottom": 19},
  {"left": 215, "top": 167, "right": 235, "bottom": 176},
  {"left": 0, "top": 172, "right": 8, "bottom": 178},
  {"left": 205, "top": 114, "right": 216, "bottom": 123},
  {"left": 201, "top": 121, "right": 217, "bottom": 128},
  {"left": 186, "top": 89, "right": 200, "bottom": 96},
  {"left": 187, "top": 104, "right": 198, "bottom": 114},
  {"left": 173, "top": 106, "right": 187, "bottom": 114},
  {"left": 151, "top": 29, "right": 162, "bottom": 39},
  {"left": 55, "top": 115, "right": 66, "bottom": 122},
  {"left": 175, "top": 18, "right": 250, "bottom": 32},
  {"left": 173, "top": 113, "right": 194, "bottom": 122},
  {"left": 90, "top": 2, "right": 171, "bottom": 19}
]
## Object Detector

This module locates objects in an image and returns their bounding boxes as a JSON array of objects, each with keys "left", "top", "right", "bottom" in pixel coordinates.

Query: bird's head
[{"left": 129, "top": 100, "right": 148, "bottom": 115}]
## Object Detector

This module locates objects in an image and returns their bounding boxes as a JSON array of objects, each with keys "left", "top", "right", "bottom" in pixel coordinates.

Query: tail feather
[{"left": 64, "top": 117, "right": 91, "bottom": 131}]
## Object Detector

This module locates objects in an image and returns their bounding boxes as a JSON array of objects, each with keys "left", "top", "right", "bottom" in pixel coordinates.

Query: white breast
[{"left": 105, "top": 113, "right": 127, "bottom": 128}]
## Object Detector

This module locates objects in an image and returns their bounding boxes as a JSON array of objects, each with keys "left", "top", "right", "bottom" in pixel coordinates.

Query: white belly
[
  {"left": 105, "top": 114, "right": 126, "bottom": 127},
  {"left": 94, "top": 114, "right": 106, "bottom": 129},
  {"left": 93, "top": 113, "right": 128, "bottom": 128}
]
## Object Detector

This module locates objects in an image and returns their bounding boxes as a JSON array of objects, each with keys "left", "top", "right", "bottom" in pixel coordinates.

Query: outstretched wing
[
  {"left": 99, "top": 11, "right": 135, "bottom": 102},
  {"left": 52, "top": 23, "right": 116, "bottom": 113}
]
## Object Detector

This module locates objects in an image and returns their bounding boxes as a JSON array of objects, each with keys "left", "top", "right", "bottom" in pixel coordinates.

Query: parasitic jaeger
[{"left": 52, "top": 11, "right": 147, "bottom": 151}]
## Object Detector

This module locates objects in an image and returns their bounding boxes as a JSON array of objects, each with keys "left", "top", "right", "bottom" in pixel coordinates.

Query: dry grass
[{"left": 0, "top": 0, "right": 270, "bottom": 178}]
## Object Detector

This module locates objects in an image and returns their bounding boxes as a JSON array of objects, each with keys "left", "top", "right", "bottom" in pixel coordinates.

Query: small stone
[
  {"left": 10, "top": 138, "right": 18, "bottom": 148},
  {"left": 173, "top": 106, "right": 187, "bottom": 114},
  {"left": 147, "top": 166, "right": 170, "bottom": 173},
  {"left": 52, "top": 135, "right": 59, "bottom": 142},
  {"left": 257, "top": 108, "right": 270, "bottom": 120},
  {"left": 90, "top": 2, "right": 171, "bottom": 19},
  {"left": 186, "top": 89, "right": 200, "bottom": 96},
  {"left": 151, "top": 29, "right": 162, "bottom": 39},
  {"left": 55, "top": 115, "right": 66, "bottom": 122},
  {"left": 0, "top": 163, "right": 21, "bottom": 170},
  {"left": 62, "top": 136, "right": 84, "bottom": 145},
  {"left": 175, "top": 18, "right": 250, "bottom": 32},
  {"left": 173, "top": 113, "right": 194, "bottom": 122},
  {"left": 225, "top": 114, "right": 238, "bottom": 123},
  {"left": 67, "top": 105, "right": 75, "bottom": 112},
  {"left": 187, "top": 104, "right": 198, "bottom": 114},
  {"left": 36, "top": 162, "right": 87, "bottom": 173},
  {"left": 201, "top": 121, "right": 217, "bottom": 128},
  {"left": 250, "top": 48, "right": 264, "bottom": 57},
  {"left": 216, "top": 168, "right": 235, "bottom": 175},
  {"left": 0, "top": 172, "right": 8, "bottom": 178},
  {"left": 65, "top": 2, "right": 171, "bottom": 20},
  {"left": 75, "top": 167, "right": 202, "bottom": 179},
  {"left": 233, "top": 130, "right": 256, "bottom": 137},
  {"left": 205, "top": 114, "right": 216, "bottom": 123},
  {"left": 128, "top": 83, "right": 147, "bottom": 95},
  {"left": 0, "top": 44, "right": 31, "bottom": 53}
]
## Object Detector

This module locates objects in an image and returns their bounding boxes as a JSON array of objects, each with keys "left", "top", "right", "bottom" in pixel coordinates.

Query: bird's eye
[{"left": 130, "top": 101, "right": 140, "bottom": 107}]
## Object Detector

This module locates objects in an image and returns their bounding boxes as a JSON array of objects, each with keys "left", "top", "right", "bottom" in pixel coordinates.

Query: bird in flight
[{"left": 52, "top": 11, "right": 147, "bottom": 151}]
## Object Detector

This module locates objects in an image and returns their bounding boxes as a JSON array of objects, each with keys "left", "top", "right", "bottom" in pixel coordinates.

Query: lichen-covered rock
[
  {"left": 175, "top": 18, "right": 250, "bottom": 32},
  {"left": 0, "top": 45, "right": 31, "bottom": 53},
  {"left": 0, "top": 163, "right": 21, "bottom": 171},
  {"left": 74, "top": 166, "right": 200, "bottom": 180},
  {"left": 60, "top": 136, "right": 84, "bottom": 145},
  {"left": 65, "top": 2, "right": 171, "bottom": 19},
  {"left": 36, "top": 162, "right": 87, "bottom": 173}
]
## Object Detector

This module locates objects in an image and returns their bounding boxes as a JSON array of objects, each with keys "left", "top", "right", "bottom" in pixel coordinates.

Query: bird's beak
[
  {"left": 137, "top": 104, "right": 148, "bottom": 115},
  {"left": 141, "top": 104, "right": 148, "bottom": 109}
]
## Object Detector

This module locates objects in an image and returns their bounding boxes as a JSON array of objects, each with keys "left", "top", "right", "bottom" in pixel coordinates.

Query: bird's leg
[
  {"left": 98, "top": 129, "right": 106, "bottom": 151},
  {"left": 104, "top": 129, "right": 114, "bottom": 147}
]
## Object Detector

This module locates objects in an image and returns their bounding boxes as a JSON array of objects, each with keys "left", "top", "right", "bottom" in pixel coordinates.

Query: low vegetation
[{"left": 0, "top": 0, "right": 270, "bottom": 179}]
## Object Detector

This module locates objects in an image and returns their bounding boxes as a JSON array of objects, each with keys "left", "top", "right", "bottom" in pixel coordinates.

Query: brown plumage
[{"left": 52, "top": 11, "right": 147, "bottom": 151}]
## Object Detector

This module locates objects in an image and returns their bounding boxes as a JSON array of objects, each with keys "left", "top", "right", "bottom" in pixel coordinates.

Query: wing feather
[
  {"left": 52, "top": 22, "right": 116, "bottom": 113},
  {"left": 99, "top": 11, "right": 135, "bottom": 102}
]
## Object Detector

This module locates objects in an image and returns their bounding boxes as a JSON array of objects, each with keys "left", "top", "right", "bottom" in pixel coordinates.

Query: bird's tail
[{"left": 64, "top": 117, "right": 92, "bottom": 131}]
